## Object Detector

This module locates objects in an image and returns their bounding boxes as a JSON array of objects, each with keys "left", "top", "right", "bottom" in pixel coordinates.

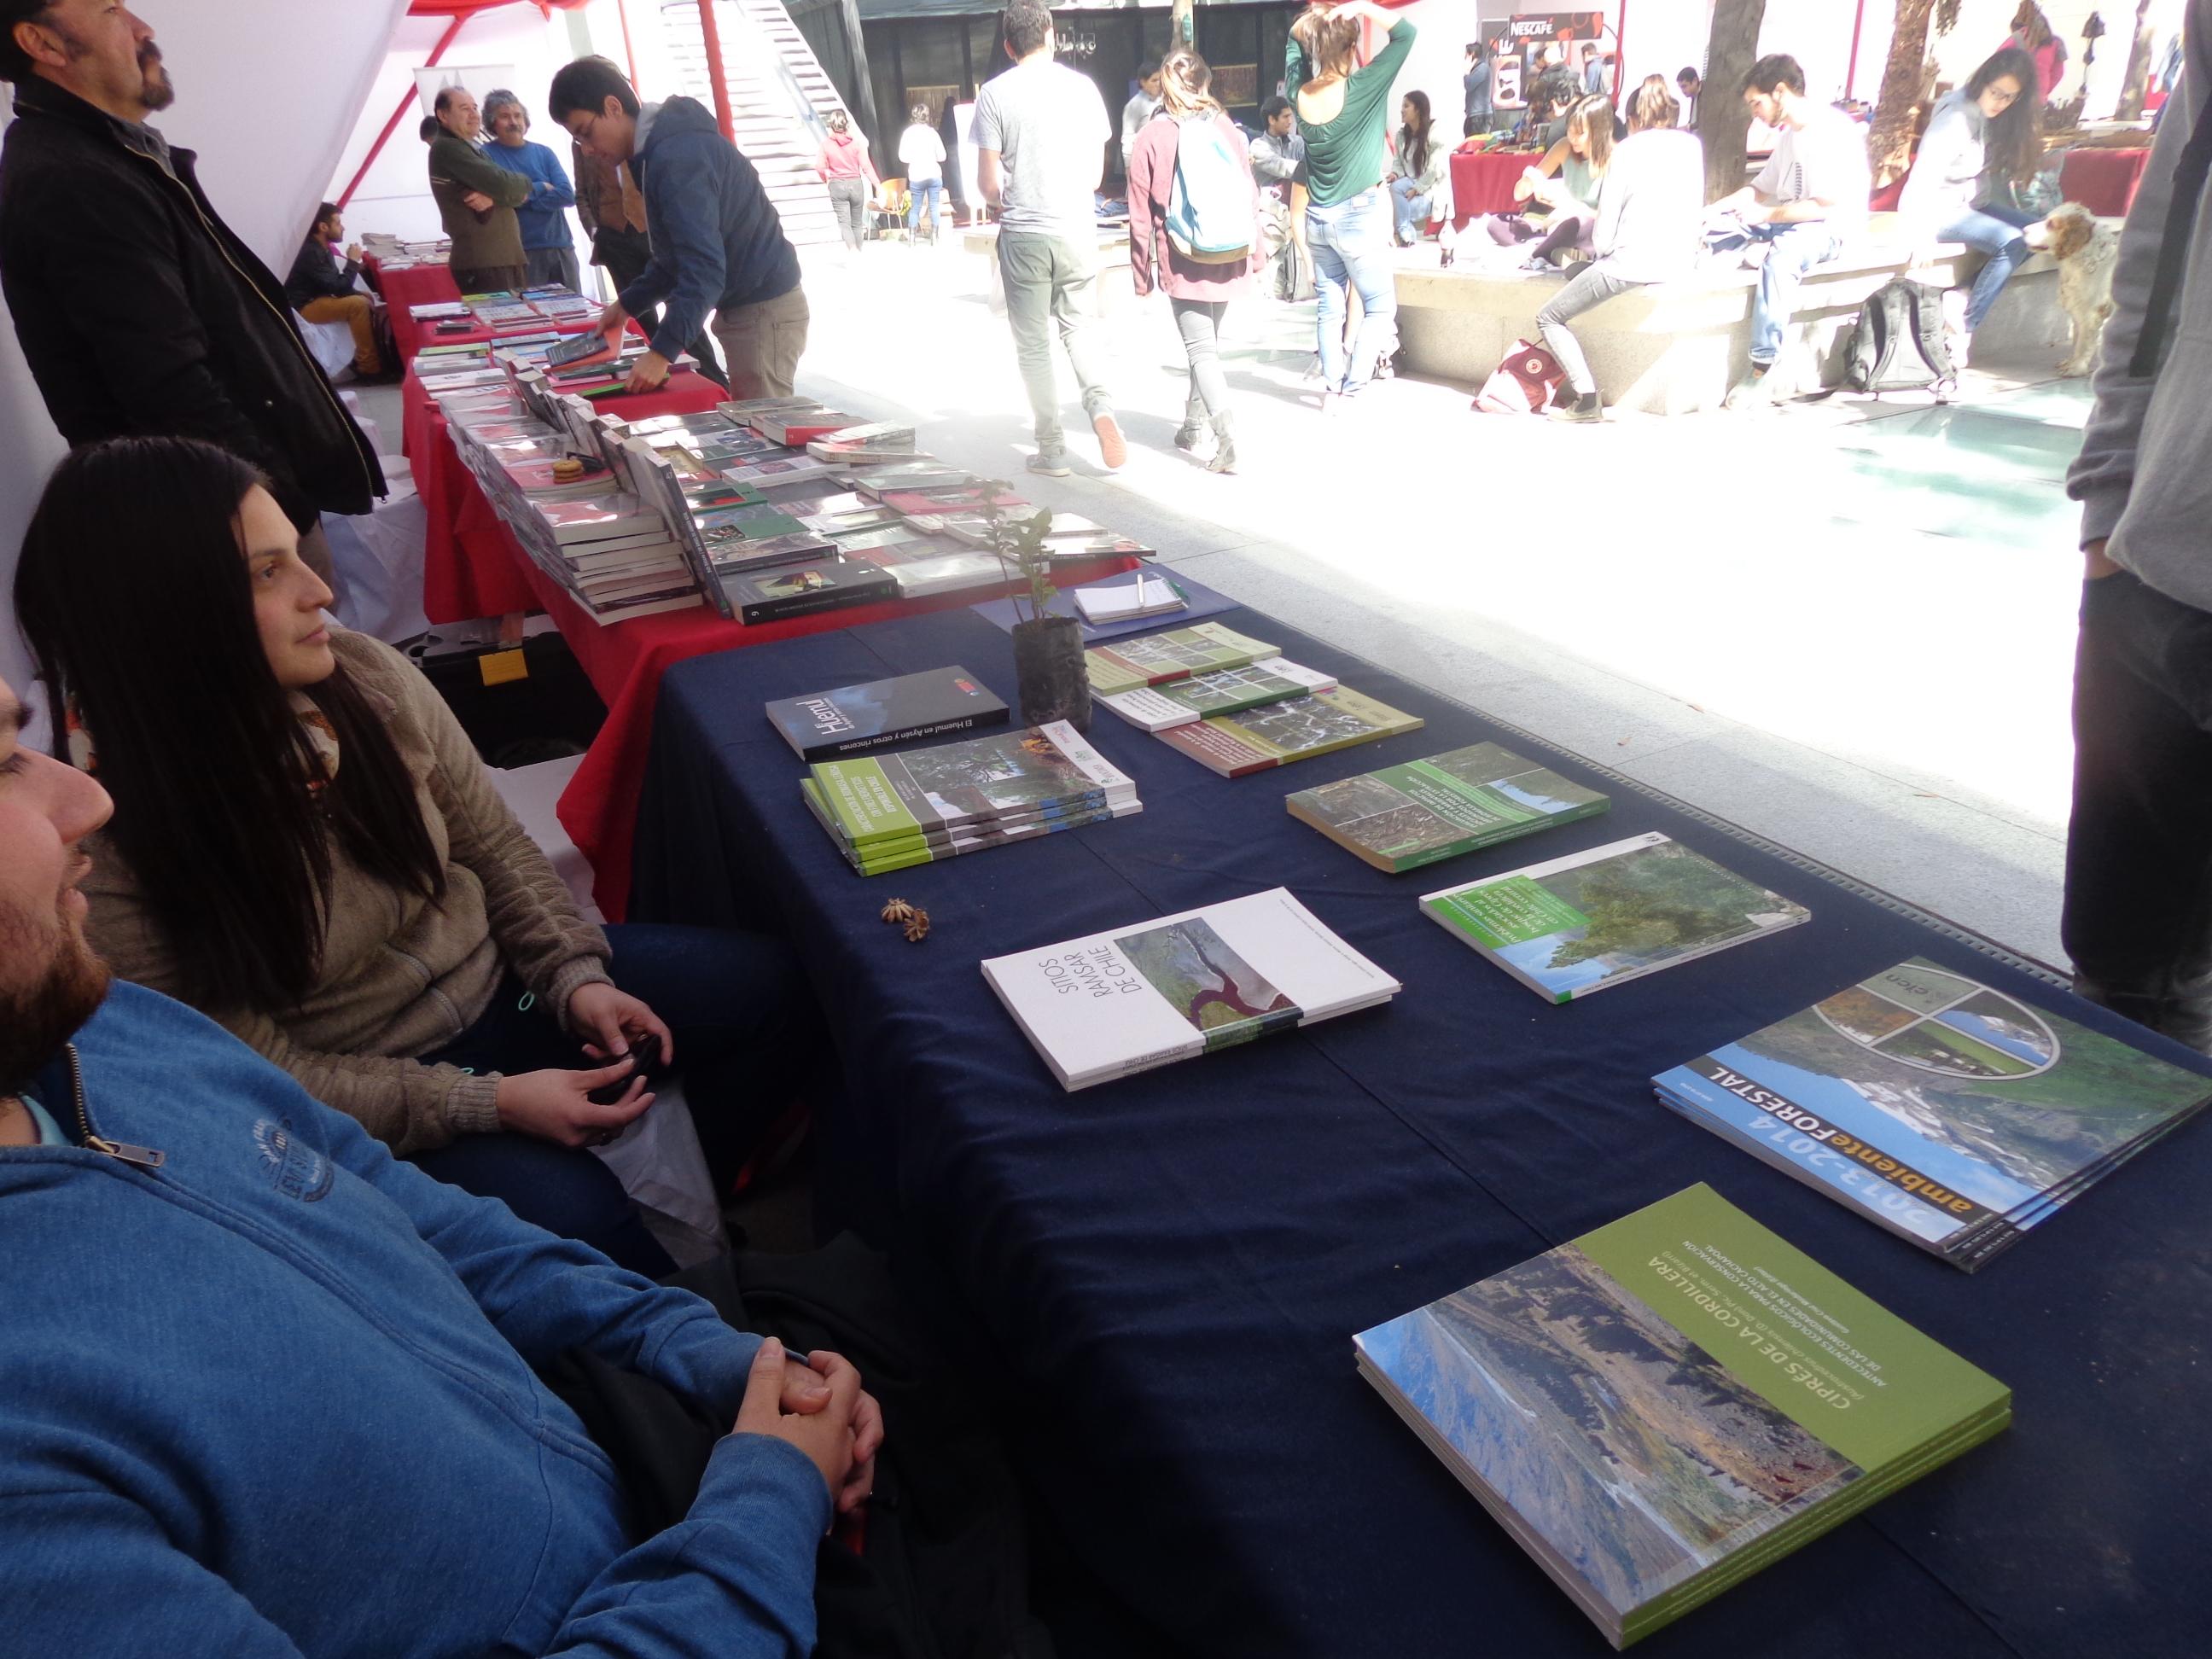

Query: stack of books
[
  {"left": 1355, "top": 1184, "right": 2011, "bottom": 1650},
  {"left": 806, "top": 420, "right": 916, "bottom": 462},
  {"left": 800, "top": 719, "right": 1140, "bottom": 876},
  {"left": 981, "top": 888, "right": 1400, "bottom": 1090},
  {"left": 1652, "top": 956, "right": 2212, "bottom": 1269},
  {"left": 1286, "top": 742, "right": 1611, "bottom": 873}
]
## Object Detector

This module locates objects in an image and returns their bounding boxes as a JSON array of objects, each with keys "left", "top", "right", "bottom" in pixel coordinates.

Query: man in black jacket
[
  {"left": 0, "top": 1, "right": 382, "bottom": 575},
  {"left": 286, "top": 201, "right": 388, "bottom": 382}
]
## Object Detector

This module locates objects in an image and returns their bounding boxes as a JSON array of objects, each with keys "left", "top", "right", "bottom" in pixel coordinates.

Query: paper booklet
[
  {"left": 1422, "top": 831, "right": 1807, "bottom": 1003},
  {"left": 1355, "top": 1184, "right": 2008, "bottom": 1650},
  {"left": 1152, "top": 686, "right": 1423, "bottom": 776},
  {"left": 1097, "top": 659, "right": 1338, "bottom": 731},
  {"left": 1286, "top": 741, "right": 1610, "bottom": 873},
  {"left": 1652, "top": 957, "right": 2212, "bottom": 1269},
  {"left": 810, "top": 720, "right": 1135, "bottom": 850},
  {"left": 981, "top": 888, "right": 1400, "bottom": 1091}
]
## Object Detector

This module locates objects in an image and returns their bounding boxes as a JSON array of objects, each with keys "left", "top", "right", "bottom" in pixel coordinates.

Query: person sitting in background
[
  {"left": 480, "top": 87, "right": 581, "bottom": 292},
  {"left": 1128, "top": 46, "right": 1258, "bottom": 474},
  {"left": 1535, "top": 75, "right": 1703, "bottom": 423},
  {"left": 0, "top": 653, "right": 882, "bottom": 1652},
  {"left": 1900, "top": 46, "right": 2046, "bottom": 360},
  {"left": 815, "top": 108, "right": 875, "bottom": 253},
  {"left": 427, "top": 84, "right": 532, "bottom": 294},
  {"left": 1464, "top": 42, "right": 1493, "bottom": 133},
  {"left": 1121, "top": 58, "right": 1162, "bottom": 171},
  {"left": 1251, "top": 94, "right": 1311, "bottom": 300},
  {"left": 1707, "top": 52, "right": 1871, "bottom": 409},
  {"left": 899, "top": 102, "right": 947, "bottom": 236},
  {"left": 1677, "top": 66, "right": 1703, "bottom": 129},
  {"left": 1516, "top": 93, "right": 1613, "bottom": 268},
  {"left": 14, "top": 437, "right": 828, "bottom": 1276},
  {"left": 552, "top": 55, "right": 809, "bottom": 398},
  {"left": 284, "top": 201, "right": 387, "bottom": 382},
  {"left": 1388, "top": 89, "right": 1450, "bottom": 245}
]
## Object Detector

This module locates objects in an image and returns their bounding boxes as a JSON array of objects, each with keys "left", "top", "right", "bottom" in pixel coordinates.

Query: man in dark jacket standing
[
  {"left": 0, "top": 0, "right": 381, "bottom": 575},
  {"left": 550, "top": 55, "right": 807, "bottom": 399}
]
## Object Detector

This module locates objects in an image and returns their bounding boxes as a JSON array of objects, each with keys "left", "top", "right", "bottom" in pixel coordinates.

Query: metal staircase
[{"left": 656, "top": 0, "right": 846, "bottom": 249}]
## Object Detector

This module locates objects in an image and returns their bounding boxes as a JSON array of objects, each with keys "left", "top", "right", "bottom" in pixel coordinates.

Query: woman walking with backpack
[{"left": 1127, "top": 48, "right": 1260, "bottom": 472}]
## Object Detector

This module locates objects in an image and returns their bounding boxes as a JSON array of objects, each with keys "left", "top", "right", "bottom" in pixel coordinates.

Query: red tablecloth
[
  {"left": 365, "top": 258, "right": 467, "bottom": 361},
  {"left": 405, "top": 365, "right": 726, "bottom": 623},
  {"left": 2059, "top": 146, "right": 2151, "bottom": 218},
  {"left": 1451, "top": 148, "right": 1539, "bottom": 225}
]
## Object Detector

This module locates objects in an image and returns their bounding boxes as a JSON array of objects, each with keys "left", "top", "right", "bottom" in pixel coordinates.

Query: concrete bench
[{"left": 1394, "top": 217, "right": 2090, "bottom": 411}]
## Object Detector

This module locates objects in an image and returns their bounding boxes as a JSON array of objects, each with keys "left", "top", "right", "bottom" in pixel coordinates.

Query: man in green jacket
[{"left": 428, "top": 84, "right": 529, "bottom": 293}]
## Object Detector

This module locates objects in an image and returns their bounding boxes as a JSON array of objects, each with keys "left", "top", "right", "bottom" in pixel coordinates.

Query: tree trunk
[
  {"left": 2115, "top": 0, "right": 2157, "bottom": 120},
  {"left": 1701, "top": 0, "right": 1769, "bottom": 203},
  {"left": 1869, "top": 0, "right": 1936, "bottom": 185},
  {"left": 1171, "top": 0, "right": 1194, "bottom": 51}
]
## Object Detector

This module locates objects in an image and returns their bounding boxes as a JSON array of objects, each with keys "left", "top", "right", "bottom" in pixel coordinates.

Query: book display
[
  {"left": 1287, "top": 742, "right": 1611, "bottom": 872},
  {"left": 1355, "top": 1185, "right": 2009, "bottom": 1649},
  {"left": 1422, "top": 832, "right": 1809, "bottom": 1002},
  {"left": 1097, "top": 659, "right": 1339, "bottom": 731},
  {"left": 1653, "top": 958, "right": 2212, "bottom": 1268},
  {"left": 1153, "top": 686, "right": 1424, "bottom": 777},
  {"left": 981, "top": 888, "right": 1400, "bottom": 1089},
  {"left": 765, "top": 665, "right": 1010, "bottom": 761},
  {"left": 1083, "top": 623, "right": 1282, "bottom": 695}
]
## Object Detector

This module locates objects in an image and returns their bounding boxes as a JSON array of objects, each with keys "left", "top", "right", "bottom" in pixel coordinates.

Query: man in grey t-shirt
[{"left": 973, "top": 0, "right": 1122, "bottom": 474}]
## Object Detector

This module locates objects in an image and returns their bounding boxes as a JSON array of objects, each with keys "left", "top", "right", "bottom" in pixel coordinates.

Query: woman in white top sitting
[
  {"left": 1387, "top": 90, "right": 1452, "bottom": 246},
  {"left": 1899, "top": 48, "right": 2045, "bottom": 349},
  {"left": 1534, "top": 76, "right": 1705, "bottom": 423},
  {"left": 1516, "top": 93, "right": 1614, "bottom": 268}
]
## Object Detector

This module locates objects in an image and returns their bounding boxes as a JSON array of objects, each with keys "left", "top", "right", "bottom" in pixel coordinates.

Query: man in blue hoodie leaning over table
[
  {"left": 550, "top": 54, "right": 809, "bottom": 401},
  {"left": 0, "top": 673, "right": 881, "bottom": 1655}
]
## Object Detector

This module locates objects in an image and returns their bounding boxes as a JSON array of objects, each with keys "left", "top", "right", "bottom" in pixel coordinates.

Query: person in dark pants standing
[
  {"left": 2064, "top": 1, "right": 2212, "bottom": 1051},
  {"left": 572, "top": 120, "right": 728, "bottom": 387},
  {"left": 0, "top": 0, "right": 381, "bottom": 579}
]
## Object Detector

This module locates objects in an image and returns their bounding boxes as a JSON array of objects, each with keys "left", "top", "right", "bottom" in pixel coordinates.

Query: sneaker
[
  {"left": 1548, "top": 391, "right": 1602, "bottom": 423},
  {"left": 1723, "top": 366, "right": 1775, "bottom": 410},
  {"left": 1026, "top": 450, "right": 1071, "bottom": 477},
  {"left": 1091, "top": 410, "right": 1126, "bottom": 471}
]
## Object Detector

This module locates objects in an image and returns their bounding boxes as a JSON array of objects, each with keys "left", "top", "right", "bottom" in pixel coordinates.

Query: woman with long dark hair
[
  {"left": 1900, "top": 46, "right": 2045, "bottom": 351},
  {"left": 1127, "top": 47, "right": 1259, "bottom": 472},
  {"left": 15, "top": 437, "right": 821, "bottom": 1275},
  {"left": 1388, "top": 90, "right": 1449, "bottom": 246}
]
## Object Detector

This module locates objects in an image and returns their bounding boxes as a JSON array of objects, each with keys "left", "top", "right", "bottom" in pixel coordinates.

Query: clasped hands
[{"left": 737, "top": 1336, "right": 885, "bottom": 1519}]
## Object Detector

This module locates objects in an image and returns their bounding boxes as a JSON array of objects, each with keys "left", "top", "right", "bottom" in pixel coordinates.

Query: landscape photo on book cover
[
  {"left": 894, "top": 728, "right": 1100, "bottom": 818},
  {"left": 1476, "top": 841, "right": 1803, "bottom": 997},
  {"left": 1706, "top": 959, "right": 2212, "bottom": 1209},
  {"left": 1302, "top": 743, "right": 1601, "bottom": 859},
  {"left": 1362, "top": 1243, "right": 1863, "bottom": 1615},
  {"left": 1213, "top": 693, "right": 1394, "bottom": 755},
  {"left": 1110, "top": 917, "right": 1301, "bottom": 1050}
]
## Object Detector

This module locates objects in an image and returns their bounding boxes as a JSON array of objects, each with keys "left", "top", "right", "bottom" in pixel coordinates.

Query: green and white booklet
[
  {"left": 809, "top": 720, "right": 1137, "bottom": 850},
  {"left": 981, "top": 888, "right": 1400, "bottom": 1090},
  {"left": 1355, "top": 1185, "right": 2010, "bottom": 1649},
  {"left": 1422, "top": 831, "right": 1808, "bottom": 1003},
  {"left": 1287, "top": 741, "right": 1610, "bottom": 872}
]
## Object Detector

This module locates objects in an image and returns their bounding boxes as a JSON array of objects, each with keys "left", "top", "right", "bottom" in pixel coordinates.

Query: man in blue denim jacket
[
  {"left": 0, "top": 676, "right": 882, "bottom": 1656},
  {"left": 550, "top": 55, "right": 808, "bottom": 401}
]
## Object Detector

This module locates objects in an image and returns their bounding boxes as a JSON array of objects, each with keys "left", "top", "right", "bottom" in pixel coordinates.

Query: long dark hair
[
  {"left": 1968, "top": 46, "right": 2045, "bottom": 188},
  {"left": 14, "top": 438, "right": 445, "bottom": 1013},
  {"left": 1399, "top": 88, "right": 1435, "bottom": 177}
]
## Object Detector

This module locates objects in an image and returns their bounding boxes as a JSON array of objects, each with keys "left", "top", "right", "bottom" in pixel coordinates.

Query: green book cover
[
  {"left": 812, "top": 722, "right": 1133, "bottom": 848},
  {"left": 1154, "top": 687, "right": 1425, "bottom": 777},
  {"left": 1084, "top": 622, "right": 1280, "bottom": 696},
  {"left": 1423, "top": 831, "right": 1809, "bottom": 1003},
  {"left": 1286, "top": 742, "right": 1610, "bottom": 872},
  {"left": 1355, "top": 1185, "right": 2008, "bottom": 1646}
]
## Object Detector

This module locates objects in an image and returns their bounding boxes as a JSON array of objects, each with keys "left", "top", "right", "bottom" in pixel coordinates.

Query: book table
[{"left": 628, "top": 598, "right": 2212, "bottom": 1657}]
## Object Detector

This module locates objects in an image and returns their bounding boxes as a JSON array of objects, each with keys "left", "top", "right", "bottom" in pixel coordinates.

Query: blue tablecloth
[{"left": 632, "top": 602, "right": 2212, "bottom": 1658}]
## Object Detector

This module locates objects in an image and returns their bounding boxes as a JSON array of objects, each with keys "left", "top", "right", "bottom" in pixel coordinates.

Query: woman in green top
[{"left": 1288, "top": 0, "right": 1416, "bottom": 407}]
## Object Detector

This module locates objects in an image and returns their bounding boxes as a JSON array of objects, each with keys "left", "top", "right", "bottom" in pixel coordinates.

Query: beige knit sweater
[{"left": 81, "top": 629, "right": 612, "bottom": 1155}]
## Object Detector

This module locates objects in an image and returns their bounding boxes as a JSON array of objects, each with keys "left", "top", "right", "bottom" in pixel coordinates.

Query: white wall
[{"left": 0, "top": 0, "right": 407, "bottom": 739}]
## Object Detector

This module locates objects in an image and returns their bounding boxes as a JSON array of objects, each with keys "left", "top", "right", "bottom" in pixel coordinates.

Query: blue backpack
[{"left": 1165, "top": 115, "right": 1252, "bottom": 265}]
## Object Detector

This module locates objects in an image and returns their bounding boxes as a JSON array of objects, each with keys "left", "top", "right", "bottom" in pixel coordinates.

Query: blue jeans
[
  {"left": 1389, "top": 177, "right": 1433, "bottom": 241},
  {"left": 1747, "top": 223, "right": 1844, "bottom": 367},
  {"left": 908, "top": 178, "right": 942, "bottom": 232},
  {"left": 1937, "top": 202, "right": 2037, "bottom": 330},
  {"left": 410, "top": 922, "right": 821, "bottom": 1275},
  {"left": 1307, "top": 187, "right": 1398, "bottom": 394}
]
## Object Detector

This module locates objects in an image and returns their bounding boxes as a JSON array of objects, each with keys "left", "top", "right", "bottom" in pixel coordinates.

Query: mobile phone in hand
[{"left": 585, "top": 1032, "right": 662, "bottom": 1105}]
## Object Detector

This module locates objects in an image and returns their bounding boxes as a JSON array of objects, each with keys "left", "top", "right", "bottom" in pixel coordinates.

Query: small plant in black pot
[{"left": 980, "top": 486, "right": 1090, "bottom": 731}]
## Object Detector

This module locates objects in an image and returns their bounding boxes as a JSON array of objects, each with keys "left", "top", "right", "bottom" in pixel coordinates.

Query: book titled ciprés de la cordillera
[
  {"left": 1354, "top": 1183, "right": 2010, "bottom": 1650},
  {"left": 765, "top": 665, "right": 1010, "bottom": 762},
  {"left": 1286, "top": 741, "right": 1610, "bottom": 873},
  {"left": 1653, "top": 956, "right": 2212, "bottom": 1270},
  {"left": 810, "top": 720, "right": 1136, "bottom": 851},
  {"left": 1422, "top": 831, "right": 1808, "bottom": 1003},
  {"left": 1154, "top": 686, "right": 1425, "bottom": 777},
  {"left": 981, "top": 887, "right": 1399, "bottom": 1091}
]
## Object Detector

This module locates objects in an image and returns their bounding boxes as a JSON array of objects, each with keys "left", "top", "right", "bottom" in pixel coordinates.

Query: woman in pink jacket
[{"left": 1127, "top": 48, "right": 1260, "bottom": 473}]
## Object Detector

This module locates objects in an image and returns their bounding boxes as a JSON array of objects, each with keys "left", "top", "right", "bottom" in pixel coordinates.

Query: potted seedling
[{"left": 980, "top": 486, "right": 1090, "bottom": 731}]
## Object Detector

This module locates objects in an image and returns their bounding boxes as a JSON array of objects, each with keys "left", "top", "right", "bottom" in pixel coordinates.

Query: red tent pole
[
  {"left": 1614, "top": 0, "right": 1628, "bottom": 96},
  {"left": 1846, "top": 0, "right": 1867, "bottom": 100},
  {"left": 335, "top": 9, "right": 472, "bottom": 211},
  {"left": 616, "top": 0, "right": 642, "bottom": 90},
  {"left": 695, "top": 0, "right": 738, "bottom": 143}
]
